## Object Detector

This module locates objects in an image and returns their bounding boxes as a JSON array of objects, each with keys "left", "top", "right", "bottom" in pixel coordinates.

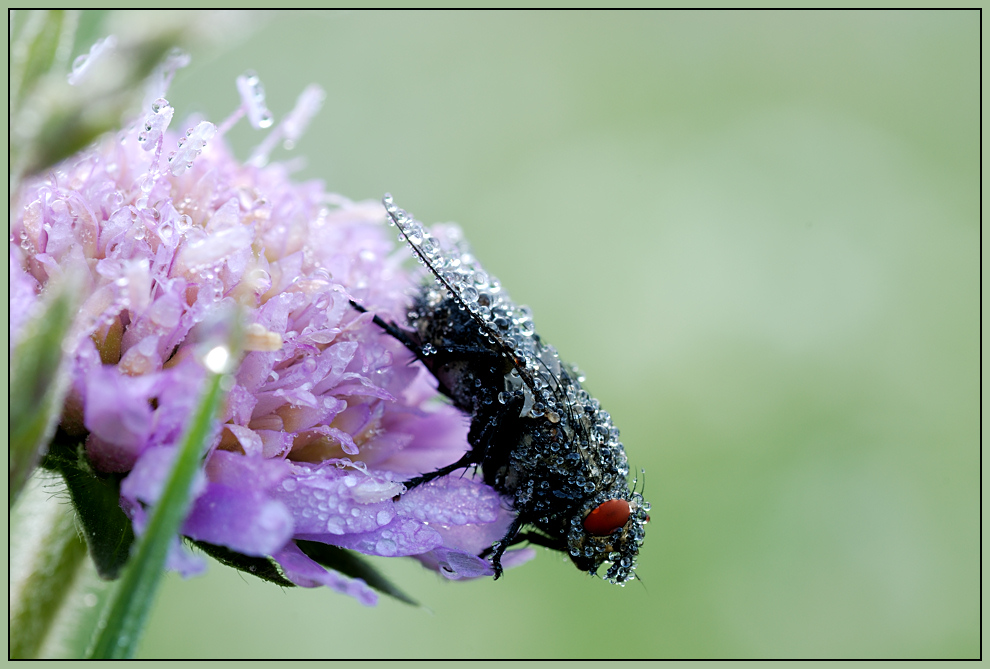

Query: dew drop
[{"left": 375, "top": 538, "right": 397, "bottom": 555}]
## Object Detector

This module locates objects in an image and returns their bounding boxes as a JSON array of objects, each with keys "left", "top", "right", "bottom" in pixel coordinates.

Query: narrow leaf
[{"left": 87, "top": 370, "right": 225, "bottom": 659}]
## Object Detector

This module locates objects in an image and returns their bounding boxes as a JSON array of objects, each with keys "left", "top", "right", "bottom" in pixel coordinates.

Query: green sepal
[
  {"left": 190, "top": 537, "right": 419, "bottom": 606},
  {"left": 296, "top": 540, "right": 419, "bottom": 606},
  {"left": 42, "top": 430, "right": 135, "bottom": 581},
  {"left": 190, "top": 540, "right": 295, "bottom": 588}
]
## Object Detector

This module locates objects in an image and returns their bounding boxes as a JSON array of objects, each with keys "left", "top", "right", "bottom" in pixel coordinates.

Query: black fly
[{"left": 351, "top": 194, "right": 649, "bottom": 584}]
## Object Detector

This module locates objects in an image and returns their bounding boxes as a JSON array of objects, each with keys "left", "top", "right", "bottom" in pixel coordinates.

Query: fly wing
[
  {"left": 383, "top": 194, "right": 596, "bottom": 464},
  {"left": 384, "top": 194, "right": 541, "bottom": 395}
]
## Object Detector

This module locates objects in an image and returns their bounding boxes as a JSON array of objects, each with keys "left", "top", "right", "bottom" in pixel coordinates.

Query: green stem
[
  {"left": 9, "top": 472, "right": 90, "bottom": 658},
  {"left": 87, "top": 370, "right": 224, "bottom": 659}
]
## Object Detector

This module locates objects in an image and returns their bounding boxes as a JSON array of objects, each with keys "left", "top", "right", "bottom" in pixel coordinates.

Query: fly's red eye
[{"left": 583, "top": 499, "right": 631, "bottom": 536}]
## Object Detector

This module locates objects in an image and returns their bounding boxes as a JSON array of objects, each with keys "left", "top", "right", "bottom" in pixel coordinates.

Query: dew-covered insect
[{"left": 352, "top": 194, "right": 649, "bottom": 584}]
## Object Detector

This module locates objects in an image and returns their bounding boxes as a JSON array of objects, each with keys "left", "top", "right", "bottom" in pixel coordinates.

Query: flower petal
[
  {"left": 303, "top": 516, "right": 442, "bottom": 558},
  {"left": 274, "top": 466, "right": 398, "bottom": 536},
  {"left": 120, "top": 446, "right": 207, "bottom": 507},
  {"left": 272, "top": 542, "right": 377, "bottom": 606},
  {"left": 395, "top": 475, "right": 502, "bottom": 526},
  {"left": 182, "top": 484, "right": 293, "bottom": 556}
]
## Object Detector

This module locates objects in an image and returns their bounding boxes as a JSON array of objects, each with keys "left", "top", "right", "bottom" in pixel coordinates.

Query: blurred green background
[{"left": 84, "top": 10, "right": 979, "bottom": 658}]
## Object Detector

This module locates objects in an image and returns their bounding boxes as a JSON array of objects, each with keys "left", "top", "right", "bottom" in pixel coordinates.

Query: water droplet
[
  {"left": 375, "top": 538, "right": 397, "bottom": 555},
  {"left": 406, "top": 223, "right": 423, "bottom": 245},
  {"left": 67, "top": 35, "right": 117, "bottom": 85},
  {"left": 202, "top": 345, "right": 231, "bottom": 373},
  {"left": 237, "top": 70, "right": 274, "bottom": 129}
]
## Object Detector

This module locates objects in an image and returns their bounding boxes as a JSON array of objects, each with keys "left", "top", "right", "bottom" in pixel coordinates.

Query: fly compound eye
[{"left": 583, "top": 499, "right": 631, "bottom": 536}]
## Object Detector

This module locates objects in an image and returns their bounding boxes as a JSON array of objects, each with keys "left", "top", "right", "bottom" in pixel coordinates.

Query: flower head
[{"left": 11, "top": 73, "right": 533, "bottom": 605}]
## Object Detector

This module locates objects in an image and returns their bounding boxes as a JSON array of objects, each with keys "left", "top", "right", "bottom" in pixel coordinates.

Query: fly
[{"left": 351, "top": 194, "right": 649, "bottom": 584}]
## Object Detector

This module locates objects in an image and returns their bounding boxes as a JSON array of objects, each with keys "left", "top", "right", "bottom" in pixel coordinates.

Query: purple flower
[
  {"left": 11, "top": 77, "right": 533, "bottom": 605},
  {"left": 10, "top": 246, "right": 39, "bottom": 350}
]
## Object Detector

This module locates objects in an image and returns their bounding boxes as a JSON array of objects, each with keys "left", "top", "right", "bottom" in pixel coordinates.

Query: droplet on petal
[
  {"left": 237, "top": 70, "right": 274, "bottom": 129},
  {"left": 68, "top": 35, "right": 118, "bottom": 86},
  {"left": 169, "top": 121, "right": 216, "bottom": 176}
]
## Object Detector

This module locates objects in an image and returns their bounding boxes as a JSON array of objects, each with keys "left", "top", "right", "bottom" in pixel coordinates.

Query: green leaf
[
  {"left": 10, "top": 277, "right": 80, "bottom": 507},
  {"left": 42, "top": 431, "right": 135, "bottom": 580},
  {"left": 296, "top": 540, "right": 419, "bottom": 607},
  {"left": 190, "top": 540, "right": 296, "bottom": 588},
  {"left": 87, "top": 370, "right": 225, "bottom": 659}
]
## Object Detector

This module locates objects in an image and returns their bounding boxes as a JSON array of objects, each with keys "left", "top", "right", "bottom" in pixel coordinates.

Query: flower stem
[{"left": 9, "top": 472, "right": 90, "bottom": 658}]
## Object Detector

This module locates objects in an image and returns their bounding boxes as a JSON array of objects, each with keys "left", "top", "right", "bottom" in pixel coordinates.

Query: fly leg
[
  {"left": 479, "top": 522, "right": 567, "bottom": 579},
  {"left": 488, "top": 514, "right": 525, "bottom": 580},
  {"left": 402, "top": 450, "right": 480, "bottom": 490},
  {"left": 349, "top": 300, "right": 427, "bottom": 363},
  {"left": 403, "top": 392, "right": 522, "bottom": 491}
]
